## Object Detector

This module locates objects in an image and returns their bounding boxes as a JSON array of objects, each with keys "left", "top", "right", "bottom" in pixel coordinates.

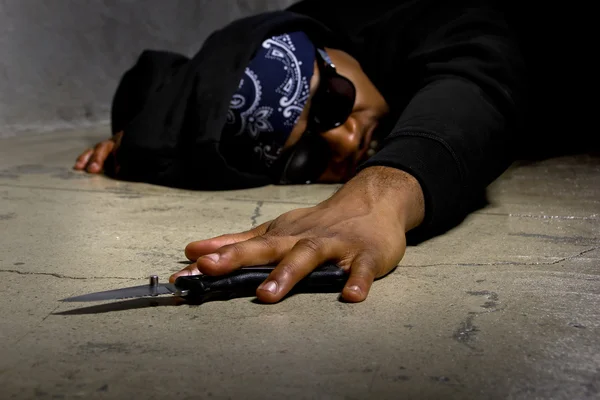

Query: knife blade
[{"left": 61, "top": 264, "right": 348, "bottom": 302}]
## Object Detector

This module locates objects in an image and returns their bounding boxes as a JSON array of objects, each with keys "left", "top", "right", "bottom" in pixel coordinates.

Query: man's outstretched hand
[
  {"left": 73, "top": 131, "right": 123, "bottom": 174},
  {"left": 170, "top": 166, "right": 425, "bottom": 303}
]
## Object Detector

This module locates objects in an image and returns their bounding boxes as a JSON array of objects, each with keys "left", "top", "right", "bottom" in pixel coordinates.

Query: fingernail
[
  {"left": 259, "top": 280, "right": 278, "bottom": 294},
  {"left": 348, "top": 285, "right": 362, "bottom": 295},
  {"left": 201, "top": 253, "right": 219, "bottom": 263}
]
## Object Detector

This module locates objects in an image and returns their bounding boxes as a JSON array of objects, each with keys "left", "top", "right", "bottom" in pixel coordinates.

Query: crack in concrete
[
  {"left": 367, "top": 364, "right": 382, "bottom": 393},
  {"left": 40, "top": 305, "right": 61, "bottom": 323},
  {"left": 0, "top": 182, "right": 142, "bottom": 196},
  {"left": 225, "top": 197, "right": 318, "bottom": 206},
  {"left": 0, "top": 269, "right": 137, "bottom": 281},
  {"left": 250, "top": 201, "right": 264, "bottom": 227},
  {"left": 509, "top": 232, "right": 600, "bottom": 245},
  {"left": 479, "top": 211, "right": 599, "bottom": 220},
  {"left": 14, "top": 304, "right": 63, "bottom": 348},
  {"left": 402, "top": 246, "right": 599, "bottom": 269},
  {"left": 0, "top": 182, "right": 324, "bottom": 206},
  {"left": 508, "top": 213, "right": 600, "bottom": 220}
]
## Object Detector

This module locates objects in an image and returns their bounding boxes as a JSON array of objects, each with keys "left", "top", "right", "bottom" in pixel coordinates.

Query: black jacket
[
  {"left": 109, "top": 0, "right": 591, "bottom": 237},
  {"left": 288, "top": 0, "right": 529, "bottom": 236}
]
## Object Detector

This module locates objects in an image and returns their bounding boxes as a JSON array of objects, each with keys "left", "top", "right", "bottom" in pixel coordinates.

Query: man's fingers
[
  {"left": 87, "top": 141, "right": 114, "bottom": 173},
  {"left": 184, "top": 232, "right": 255, "bottom": 261},
  {"left": 255, "top": 237, "right": 344, "bottom": 303},
  {"left": 194, "top": 233, "right": 292, "bottom": 275},
  {"left": 168, "top": 262, "right": 201, "bottom": 283},
  {"left": 341, "top": 254, "right": 379, "bottom": 303},
  {"left": 184, "top": 222, "right": 270, "bottom": 261},
  {"left": 74, "top": 149, "right": 94, "bottom": 170}
]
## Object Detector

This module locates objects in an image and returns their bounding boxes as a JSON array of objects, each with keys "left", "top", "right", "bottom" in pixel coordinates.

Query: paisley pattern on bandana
[
  {"left": 223, "top": 31, "right": 316, "bottom": 169},
  {"left": 263, "top": 34, "right": 312, "bottom": 125}
]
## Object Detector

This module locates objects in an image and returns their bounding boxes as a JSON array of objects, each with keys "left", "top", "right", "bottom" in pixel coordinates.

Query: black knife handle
[{"left": 174, "top": 264, "right": 348, "bottom": 300}]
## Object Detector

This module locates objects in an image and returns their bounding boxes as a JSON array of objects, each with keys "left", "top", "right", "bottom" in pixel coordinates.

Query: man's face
[{"left": 284, "top": 48, "right": 389, "bottom": 183}]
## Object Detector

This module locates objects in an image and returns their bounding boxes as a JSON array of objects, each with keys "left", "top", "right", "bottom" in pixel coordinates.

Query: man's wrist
[{"left": 340, "top": 166, "right": 425, "bottom": 231}]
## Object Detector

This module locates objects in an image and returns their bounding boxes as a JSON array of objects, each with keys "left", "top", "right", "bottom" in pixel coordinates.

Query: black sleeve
[
  {"left": 110, "top": 50, "right": 190, "bottom": 136},
  {"left": 359, "top": 5, "right": 528, "bottom": 239}
]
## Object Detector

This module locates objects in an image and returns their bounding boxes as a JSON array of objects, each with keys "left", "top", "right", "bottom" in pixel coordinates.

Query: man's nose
[{"left": 321, "top": 117, "right": 361, "bottom": 162}]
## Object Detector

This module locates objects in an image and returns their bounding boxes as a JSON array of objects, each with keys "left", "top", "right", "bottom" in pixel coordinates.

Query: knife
[{"left": 61, "top": 264, "right": 348, "bottom": 303}]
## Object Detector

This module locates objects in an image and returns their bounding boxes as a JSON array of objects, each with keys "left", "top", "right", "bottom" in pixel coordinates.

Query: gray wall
[{"left": 0, "top": 0, "right": 297, "bottom": 137}]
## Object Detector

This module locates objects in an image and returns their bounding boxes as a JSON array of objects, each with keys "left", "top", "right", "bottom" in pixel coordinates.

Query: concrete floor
[{"left": 1, "top": 127, "right": 599, "bottom": 400}]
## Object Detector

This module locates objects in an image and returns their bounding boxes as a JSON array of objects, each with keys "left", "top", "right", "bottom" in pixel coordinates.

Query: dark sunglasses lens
[
  {"left": 329, "top": 76, "right": 356, "bottom": 102},
  {"left": 278, "top": 70, "right": 356, "bottom": 184},
  {"left": 312, "top": 76, "right": 355, "bottom": 130}
]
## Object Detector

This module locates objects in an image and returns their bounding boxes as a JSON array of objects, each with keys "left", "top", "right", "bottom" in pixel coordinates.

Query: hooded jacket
[
  {"left": 111, "top": 11, "right": 352, "bottom": 190},
  {"left": 110, "top": 0, "right": 558, "bottom": 237}
]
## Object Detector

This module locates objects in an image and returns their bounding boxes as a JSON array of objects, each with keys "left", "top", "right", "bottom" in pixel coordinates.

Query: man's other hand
[{"left": 74, "top": 131, "right": 123, "bottom": 174}]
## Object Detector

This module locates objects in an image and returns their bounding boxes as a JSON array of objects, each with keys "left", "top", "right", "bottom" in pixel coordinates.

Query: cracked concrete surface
[
  {"left": 1, "top": 127, "right": 599, "bottom": 399},
  {"left": 251, "top": 201, "right": 265, "bottom": 228}
]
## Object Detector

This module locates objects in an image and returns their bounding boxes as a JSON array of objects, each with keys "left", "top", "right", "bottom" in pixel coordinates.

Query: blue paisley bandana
[{"left": 224, "top": 31, "right": 316, "bottom": 169}]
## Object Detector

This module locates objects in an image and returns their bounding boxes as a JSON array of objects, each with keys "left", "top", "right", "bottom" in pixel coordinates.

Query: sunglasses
[{"left": 275, "top": 48, "right": 356, "bottom": 184}]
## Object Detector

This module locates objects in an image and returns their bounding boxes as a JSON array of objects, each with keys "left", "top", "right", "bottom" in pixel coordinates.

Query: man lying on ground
[{"left": 74, "top": 1, "right": 591, "bottom": 302}]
